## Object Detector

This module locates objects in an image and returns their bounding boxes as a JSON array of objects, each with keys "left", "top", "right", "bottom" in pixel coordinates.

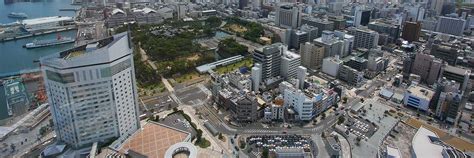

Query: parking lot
[
  {"left": 246, "top": 135, "right": 312, "bottom": 152},
  {"left": 345, "top": 116, "right": 377, "bottom": 140}
]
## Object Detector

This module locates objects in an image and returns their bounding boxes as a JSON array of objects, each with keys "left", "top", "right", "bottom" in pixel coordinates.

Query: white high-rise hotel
[{"left": 41, "top": 32, "right": 140, "bottom": 148}]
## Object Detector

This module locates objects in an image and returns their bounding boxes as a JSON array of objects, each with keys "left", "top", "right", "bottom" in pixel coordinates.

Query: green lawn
[{"left": 216, "top": 57, "right": 253, "bottom": 74}]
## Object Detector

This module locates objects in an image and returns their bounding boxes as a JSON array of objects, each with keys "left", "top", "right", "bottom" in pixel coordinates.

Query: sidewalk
[{"left": 311, "top": 134, "right": 329, "bottom": 158}]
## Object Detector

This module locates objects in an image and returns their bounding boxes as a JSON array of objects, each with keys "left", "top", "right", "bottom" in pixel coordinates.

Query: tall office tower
[
  {"left": 301, "top": 17, "right": 335, "bottom": 36},
  {"left": 354, "top": 6, "right": 371, "bottom": 27},
  {"left": 296, "top": 66, "right": 307, "bottom": 90},
  {"left": 431, "top": 43, "right": 460, "bottom": 66},
  {"left": 300, "top": 42, "right": 325, "bottom": 71},
  {"left": 368, "top": 20, "right": 400, "bottom": 43},
  {"left": 334, "top": 30, "right": 354, "bottom": 57},
  {"left": 275, "top": 4, "right": 302, "bottom": 29},
  {"left": 441, "top": 65, "right": 471, "bottom": 93},
  {"left": 328, "top": 0, "right": 344, "bottom": 14},
  {"left": 289, "top": 30, "right": 308, "bottom": 49},
  {"left": 41, "top": 32, "right": 140, "bottom": 148},
  {"left": 280, "top": 50, "right": 301, "bottom": 79},
  {"left": 348, "top": 27, "right": 379, "bottom": 50},
  {"left": 253, "top": 43, "right": 283, "bottom": 80},
  {"left": 239, "top": 0, "right": 248, "bottom": 9},
  {"left": 411, "top": 53, "right": 444, "bottom": 85},
  {"left": 252, "top": 0, "right": 261, "bottom": 9},
  {"left": 436, "top": 16, "right": 466, "bottom": 36},
  {"left": 251, "top": 63, "right": 262, "bottom": 92},
  {"left": 402, "top": 21, "right": 421, "bottom": 42},
  {"left": 433, "top": 79, "right": 462, "bottom": 123},
  {"left": 300, "top": 24, "right": 319, "bottom": 42},
  {"left": 430, "top": 0, "right": 445, "bottom": 15},
  {"left": 441, "top": 3, "right": 456, "bottom": 16},
  {"left": 176, "top": 3, "right": 186, "bottom": 19},
  {"left": 328, "top": 16, "right": 346, "bottom": 30},
  {"left": 402, "top": 52, "right": 416, "bottom": 80},
  {"left": 404, "top": 4, "right": 425, "bottom": 22},
  {"left": 313, "top": 31, "right": 344, "bottom": 57}
]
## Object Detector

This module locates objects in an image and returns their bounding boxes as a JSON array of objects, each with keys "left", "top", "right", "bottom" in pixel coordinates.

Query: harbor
[
  {"left": 0, "top": 26, "right": 77, "bottom": 42},
  {"left": 0, "top": 16, "right": 77, "bottom": 42}
]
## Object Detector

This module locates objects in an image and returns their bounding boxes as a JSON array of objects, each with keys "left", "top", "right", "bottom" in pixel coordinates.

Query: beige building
[{"left": 300, "top": 42, "right": 325, "bottom": 71}]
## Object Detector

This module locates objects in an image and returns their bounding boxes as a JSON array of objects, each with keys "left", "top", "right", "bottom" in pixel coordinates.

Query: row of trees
[
  {"left": 226, "top": 17, "right": 264, "bottom": 42},
  {"left": 217, "top": 38, "right": 248, "bottom": 58},
  {"left": 115, "top": 17, "right": 222, "bottom": 81}
]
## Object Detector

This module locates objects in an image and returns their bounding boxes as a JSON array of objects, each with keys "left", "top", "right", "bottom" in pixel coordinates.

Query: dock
[
  {"left": 0, "top": 26, "right": 77, "bottom": 42},
  {"left": 59, "top": 8, "right": 79, "bottom": 12}
]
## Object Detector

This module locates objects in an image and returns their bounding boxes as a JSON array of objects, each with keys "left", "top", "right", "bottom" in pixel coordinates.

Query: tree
[
  {"left": 369, "top": 104, "right": 373, "bottom": 109},
  {"left": 342, "top": 97, "right": 348, "bottom": 104},
  {"left": 262, "top": 148, "right": 269, "bottom": 158},
  {"left": 239, "top": 140, "right": 246, "bottom": 149},
  {"left": 337, "top": 116, "right": 345, "bottom": 125},
  {"left": 321, "top": 113, "right": 327, "bottom": 119},
  {"left": 218, "top": 133, "right": 224, "bottom": 140},
  {"left": 173, "top": 107, "right": 178, "bottom": 112},
  {"left": 217, "top": 38, "right": 248, "bottom": 58}
]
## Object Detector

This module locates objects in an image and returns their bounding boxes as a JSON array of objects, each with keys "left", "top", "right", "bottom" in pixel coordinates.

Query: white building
[
  {"left": 436, "top": 16, "right": 466, "bottom": 36},
  {"left": 275, "top": 4, "right": 302, "bottom": 29},
  {"left": 40, "top": 32, "right": 140, "bottom": 148},
  {"left": 280, "top": 50, "right": 301, "bottom": 79},
  {"left": 334, "top": 31, "right": 354, "bottom": 57},
  {"left": 403, "top": 85, "right": 434, "bottom": 111},
  {"left": 251, "top": 63, "right": 262, "bottom": 92},
  {"left": 322, "top": 56, "right": 343, "bottom": 77},
  {"left": 411, "top": 126, "right": 464, "bottom": 158},
  {"left": 22, "top": 16, "right": 73, "bottom": 32},
  {"left": 348, "top": 27, "right": 379, "bottom": 50},
  {"left": 283, "top": 85, "right": 314, "bottom": 121}
]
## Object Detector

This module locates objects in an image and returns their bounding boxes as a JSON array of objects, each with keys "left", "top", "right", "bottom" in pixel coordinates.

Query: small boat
[
  {"left": 23, "top": 34, "right": 75, "bottom": 49},
  {"left": 7, "top": 12, "right": 28, "bottom": 19}
]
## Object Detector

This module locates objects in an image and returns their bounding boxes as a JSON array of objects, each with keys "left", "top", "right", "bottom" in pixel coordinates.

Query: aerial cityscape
[{"left": 0, "top": 0, "right": 473, "bottom": 158}]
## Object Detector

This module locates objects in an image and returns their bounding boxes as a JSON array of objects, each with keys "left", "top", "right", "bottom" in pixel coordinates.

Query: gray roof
[{"left": 42, "top": 144, "right": 66, "bottom": 156}]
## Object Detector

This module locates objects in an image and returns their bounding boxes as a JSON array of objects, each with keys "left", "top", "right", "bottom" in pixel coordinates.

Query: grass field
[
  {"left": 405, "top": 118, "right": 474, "bottom": 151},
  {"left": 215, "top": 57, "right": 253, "bottom": 74},
  {"left": 225, "top": 24, "right": 247, "bottom": 33}
]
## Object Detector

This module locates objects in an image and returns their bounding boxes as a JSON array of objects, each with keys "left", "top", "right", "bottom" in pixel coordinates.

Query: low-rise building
[
  {"left": 338, "top": 65, "right": 364, "bottom": 87},
  {"left": 403, "top": 85, "right": 434, "bottom": 111}
]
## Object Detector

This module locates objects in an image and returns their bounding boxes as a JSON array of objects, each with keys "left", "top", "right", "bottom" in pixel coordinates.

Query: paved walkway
[{"left": 311, "top": 134, "right": 329, "bottom": 158}]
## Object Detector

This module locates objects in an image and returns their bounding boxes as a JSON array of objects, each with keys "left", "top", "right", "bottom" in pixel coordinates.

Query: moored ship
[
  {"left": 7, "top": 12, "right": 28, "bottom": 19},
  {"left": 24, "top": 35, "right": 75, "bottom": 49}
]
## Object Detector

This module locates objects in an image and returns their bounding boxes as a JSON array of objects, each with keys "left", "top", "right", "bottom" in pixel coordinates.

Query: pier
[{"left": 0, "top": 27, "right": 77, "bottom": 42}]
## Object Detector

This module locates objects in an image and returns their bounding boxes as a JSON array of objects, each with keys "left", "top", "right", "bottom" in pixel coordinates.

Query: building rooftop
[
  {"left": 118, "top": 122, "right": 191, "bottom": 158},
  {"left": 412, "top": 126, "right": 445, "bottom": 158},
  {"left": 21, "top": 16, "right": 73, "bottom": 26},
  {"left": 407, "top": 85, "right": 434, "bottom": 100},
  {"left": 41, "top": 32, "right": 131, "bottom": 69},
  {"left": 282, "top": 50, "right": 300, "bottom": 60},
  {"left": 386, "top": 146, "right": 402, "bottom": 158},
  {"left": 444, "top": 65, "right": 470, "bottom": 75}
]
